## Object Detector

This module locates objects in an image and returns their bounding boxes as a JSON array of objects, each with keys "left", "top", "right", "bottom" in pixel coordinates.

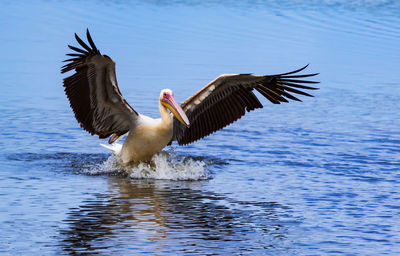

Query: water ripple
[{"left": 1, "top": 0, "right": 400, "bottom": 255}]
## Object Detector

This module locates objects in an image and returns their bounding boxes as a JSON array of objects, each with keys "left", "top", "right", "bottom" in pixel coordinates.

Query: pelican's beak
[{"left": 162, "top": 94, "right": 190, "bottom": 128}]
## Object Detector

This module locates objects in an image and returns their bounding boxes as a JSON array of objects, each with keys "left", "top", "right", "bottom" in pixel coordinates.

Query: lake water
[{"left": 1, "top": 0, "right": 400, "bottom": 255}]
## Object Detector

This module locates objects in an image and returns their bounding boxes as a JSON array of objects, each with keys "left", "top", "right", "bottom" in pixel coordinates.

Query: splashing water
[{"left": 86, "top": 151, "right": 210, "bottom": 180}]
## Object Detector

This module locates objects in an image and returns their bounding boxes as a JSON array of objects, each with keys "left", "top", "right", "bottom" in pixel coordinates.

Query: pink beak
[{"left": 163, "top": 94, "right": 190, "bottom": 128}]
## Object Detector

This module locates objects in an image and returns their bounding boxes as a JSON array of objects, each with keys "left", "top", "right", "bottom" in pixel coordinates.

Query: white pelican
[{"left": 62, "top": 30, "right": 318, "bottom": 164}]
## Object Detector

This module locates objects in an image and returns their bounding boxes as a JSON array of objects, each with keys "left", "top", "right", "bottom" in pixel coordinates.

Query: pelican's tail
[{"left": 100, "top": 143, "right": 122, "bottom": 155}]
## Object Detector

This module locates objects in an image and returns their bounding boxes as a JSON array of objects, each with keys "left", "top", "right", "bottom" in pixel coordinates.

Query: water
[{"left": 1, "top": 0, "right": 400, "bottom": 254}]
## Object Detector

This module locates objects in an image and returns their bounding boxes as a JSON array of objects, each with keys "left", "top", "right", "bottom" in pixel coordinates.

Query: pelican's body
[
  {"left": 120, "top": 104, "right": 173, "bottom": 163},
  {"left": 62, "top": 30, "right": 319, "bottom": 164}
]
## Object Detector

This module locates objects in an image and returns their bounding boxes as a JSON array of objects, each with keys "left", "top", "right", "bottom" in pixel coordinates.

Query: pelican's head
[{"left": 160, "top": 89, "right": 190, "bottom": 128}]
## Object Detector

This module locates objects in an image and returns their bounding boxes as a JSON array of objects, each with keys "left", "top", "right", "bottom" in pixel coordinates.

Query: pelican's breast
[{"left": 119, "top": 115, "right": 173, "bottom": 163}]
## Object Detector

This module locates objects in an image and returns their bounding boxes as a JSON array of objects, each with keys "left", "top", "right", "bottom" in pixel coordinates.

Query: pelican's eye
[{"left": 163, "top": 92, "right": 168, "bottom": 97}]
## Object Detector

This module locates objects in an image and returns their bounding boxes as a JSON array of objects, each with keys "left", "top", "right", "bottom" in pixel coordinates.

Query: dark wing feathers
[
  {"left": 173, "top": 65, "right": 318, "bottom": 145},
  {"left": 61, "top": 29, "right": 137, "bottom": 142}
]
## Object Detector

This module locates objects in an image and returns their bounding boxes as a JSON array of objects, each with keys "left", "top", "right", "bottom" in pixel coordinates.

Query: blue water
[{"left": 1, "top": 0, "right": 400, "bottom": 255}]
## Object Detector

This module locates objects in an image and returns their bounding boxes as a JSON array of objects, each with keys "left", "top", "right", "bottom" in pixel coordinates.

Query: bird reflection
[{"left": 59, "top": 174, "right": 291, "bottom": 254}]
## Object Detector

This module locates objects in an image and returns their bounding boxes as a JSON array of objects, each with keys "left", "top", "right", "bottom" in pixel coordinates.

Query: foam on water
[{"left": 86, "top": 151, "right": 210, "bottom": 181}]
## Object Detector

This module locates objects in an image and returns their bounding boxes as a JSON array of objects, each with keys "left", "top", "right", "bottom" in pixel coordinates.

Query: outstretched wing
[
  {"left": 61, "top": 29, "right": 138, "bottom": 144},
  {"left": 173, "top": 65, "right": 319, "bottom": 145}
]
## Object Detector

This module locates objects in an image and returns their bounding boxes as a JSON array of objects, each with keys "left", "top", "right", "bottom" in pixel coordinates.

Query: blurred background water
[{"left": 0, "top": 0, "right": 399, "bottom": 255}]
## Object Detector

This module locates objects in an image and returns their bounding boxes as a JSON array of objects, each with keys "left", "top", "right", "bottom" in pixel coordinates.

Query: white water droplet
[{"left": 86, "top": 151, "right": 210, "bottom": 181}]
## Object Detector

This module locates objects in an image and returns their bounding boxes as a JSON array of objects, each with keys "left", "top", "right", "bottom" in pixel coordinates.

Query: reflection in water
[
  {"left": 8, "top": 152, "right": 292, "bottom": 253},
  {"left": 59, "top": 179, "right": 165, "bottom": 254},
  {"left": 59, "top": 177, "right": 292, "bottom": 254}
]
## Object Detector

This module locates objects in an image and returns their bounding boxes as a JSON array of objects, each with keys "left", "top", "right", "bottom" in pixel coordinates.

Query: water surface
[{"left": 0, "top": 0, "right": 400, "bottom": 255}]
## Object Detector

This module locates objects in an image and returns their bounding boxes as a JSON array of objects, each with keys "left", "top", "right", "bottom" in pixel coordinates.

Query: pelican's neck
[{"left": 159, "top": 100, "right": 173, "bottom": 127}]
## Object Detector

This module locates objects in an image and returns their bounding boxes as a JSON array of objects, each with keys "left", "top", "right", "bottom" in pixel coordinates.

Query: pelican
[{"left": 61, "top": 30, "right": 319, "bottom": 164}]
